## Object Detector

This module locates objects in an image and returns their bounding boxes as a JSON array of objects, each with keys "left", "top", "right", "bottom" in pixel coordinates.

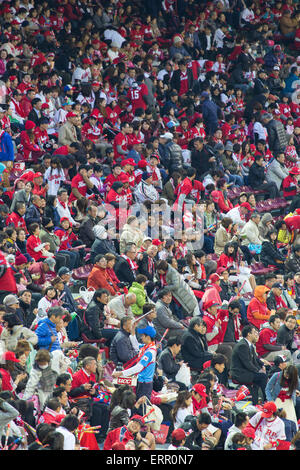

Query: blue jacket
[
  {"left": 265, "top": 371, "right": 299, "bottom": 405},
  {"left": 0, "top": 132, "right": 14, "bottom": 162},
  {"left": 35, "top": 317, "right": 60, "bottom": 352},
  {"left": 202, "top": 98, "right": 219, "bottom": 125}
]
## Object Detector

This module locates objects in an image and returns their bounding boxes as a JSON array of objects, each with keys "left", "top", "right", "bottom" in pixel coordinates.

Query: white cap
[{"left": 160, "top": 132, "right": 173, "bottom": 140}]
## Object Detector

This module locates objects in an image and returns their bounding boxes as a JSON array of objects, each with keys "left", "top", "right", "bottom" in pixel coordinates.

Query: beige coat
[
  {"left": 58, "top": 121, "right": 78, "bottom": 146},
  {"left": 119, "top": 223, "right": 145, "bottom": 254}
]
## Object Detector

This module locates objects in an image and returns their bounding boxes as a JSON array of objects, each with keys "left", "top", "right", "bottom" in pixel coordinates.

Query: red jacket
[
  {"left": 103, "top": 426, "right": 135, "bottom": 450},
  {"left": 256, "top": 326, "right": 279, "bottom": 357},
  {"left": 216, "top": 308, "right": 242, "bottom": 343},
  {"left": 211, "top": 190, "right": 233, "bottom": 213},
  {"left": 87, "top": 266, "right": 118, "bottom": 296},
  {"left": 0, "top": 251, "right": 17, "bottom": 293}
]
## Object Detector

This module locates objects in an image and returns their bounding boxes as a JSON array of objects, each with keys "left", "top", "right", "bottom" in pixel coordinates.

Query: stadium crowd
[{"left": 2, "top": 0, "right": 300, "bottom": 452}]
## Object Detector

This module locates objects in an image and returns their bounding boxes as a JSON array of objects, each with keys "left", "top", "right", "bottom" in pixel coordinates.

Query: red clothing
[
  {"left": 0, "top": 368, "right": 13, "bottom": 391},
  {"left": 216, "top": 308, "right": 241, "bottom": 343},
  {"left": 282, "top": 174, "right": 298, "bottom": 198},
  {"left": 113, "top": 132, "right": 128, "bottom": 160},
  {"left": 6, "top": 211, "right": 27, "bottom": 232},
  {"left": 127, "top": 83, "right": 148, "bottom": 112},
  {"left": 210, "top": 190, "right": 233, "bottom": 213},
  {"left": 20, "top": 131, "right": 41, "bottom": 161},
  {"left": 53, "top": 145, "right": 69, "bottom": 156},
  {"left": 71, "top": 368, "right": 96, "bottom": 390},
  {"left": 256, "top": 327, "right": 279, "bottom": 357},
  {"left": 247, "top": 297, "right": 271, "bottom": 330},
  {"left": 87, "top": 266, "right": 118, "bottom": 295},
  {"left": 54, "top": 228, "right": 73, "bottom": 251},
  {"left": 179, "top": 71, "right": 189, "bottom": 96},
  {"left": 202, "top": 311, "right": 220, "bottom": 346},
  {"left": 104, "top": 173, "right": 122, "bottom": 192},
  {"left": 81, "top": 122, "right": 102, "bottom": 142},
  {"left": 26, "top": 235, "right": 45, "bottom": 261},
  {"left": 69, "top": 174, "right": 87, "bottom": 202},
  {"left": 104, "top": 426, "right": 136, "bottom": 450}
]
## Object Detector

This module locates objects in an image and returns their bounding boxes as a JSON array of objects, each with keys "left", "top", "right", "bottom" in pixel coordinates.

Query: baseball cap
[
  {"left": 274, "top": 355, "right": 289, "bottom": 366},
  {"left": 142, "top": 171, "right": 152, "bottom": 181},
  {"left": 289, "top": 167, "right": 300, "bottom": 175},
  {"left": 136, "top": 325, "right": 156, "bottom": 338},
  {"left": 192, "top": 383, "right": 208, "bottom": 397},
  {"left": 242, "top": 426, "right": 256, "bottom": 440},
  {"left": 209, "top": 273, "right": 220, "bottom": 283},
  {"left": 58, "top": 267, "right": 72, "bottom": 277},
  {"left": 272, "top": 282, "right": 283, "bottom": 289},
  {"left": 43, "top": 257, "right": 56, "bottom": 270},
  {"left": 3, "top": 294, "right": 19, "bottom": 306},
  {"left": 152, "top": 239, "right": 163, "bottom": 246},
  {"left": 261, "top": 401, "right": 277, "bottom": 418},
  {"left": 130, "top": 415, "right": 144, "bottom": 425},
  {"left": 160, "top": 132, "right": 173, "bottom": 140},
  {"left": 82, "top": 58, "right": 93, "bottom": 65},
  {"left": 240, "top": 202, "right": 254, "bottom": 211},
  {"left": 204, "top": 299, "right": 221, "bottom": 310},
  {"left": 25, "top": 120, "right": 36, "bottom": 130},
  {"left": 1, "top": 351, "right": 20, "bottom": 363},
  {"left": 171, "top": 429, "right": 186, "bottom": 441},
  {"left": 201, "top": 91, "right": 210, "bottom": 98},
  {"left": 66, "top": 111, "right": 77, "bottom": 118}
]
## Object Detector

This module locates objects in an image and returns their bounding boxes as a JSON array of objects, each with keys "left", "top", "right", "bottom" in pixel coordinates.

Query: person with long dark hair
[{"left": 266, "top": 364, "right": 299, "bottom": 425}]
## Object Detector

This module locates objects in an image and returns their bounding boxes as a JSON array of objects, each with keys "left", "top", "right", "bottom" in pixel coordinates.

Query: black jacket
[
  {"left": 114, "top": 256, "right": 136, "bottom": 285},
  {"left": 83, "top": 299, "right": 105, "bottom": 340},
  {"left": 191, "top": 146, "right": 215, "bottom": 179},
  {"left": 181, "top": 327, "right": 212, "bottom": 370},
  {"left": 79, "top": 216, "right": 99, "bottom": 248},
  {"left": 90, "top": 238, "right": 118, "bottom": 264},
  {"left": 277, "top": 324, "right": 297, "bottom": 353},
  {"left": 138, "top": 253, "right": 155, "bottom": 281},
  {"left": 170, "top": 69, "right": 194, "bottom": 95},
  {"left": 230, "top": 338, "right": 264, "bottom": 383},
  {"left": 260, "top": 240, "right": 285, "bottom": 267},
  {"left": 157, "top": 347, "right": 180, "bottom": 380},
  {"left": 248, "top": 162, "right": 265, "bottom": 188},
  {"left": 285, "top": 251, "right": 300, "bottom": 274}
]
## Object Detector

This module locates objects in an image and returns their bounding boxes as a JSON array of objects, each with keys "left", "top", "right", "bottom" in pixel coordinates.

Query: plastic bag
[
  {"left": 79, "top": 286, "right": 95, "bottom": 304},
  {"left": 175, "top": 363, "right": 191, "bottom": 387}
]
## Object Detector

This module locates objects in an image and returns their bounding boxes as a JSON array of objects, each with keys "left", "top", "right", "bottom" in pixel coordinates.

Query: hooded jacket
[{"left": 247, "top": 286, "right": 271, "bottom": 329}]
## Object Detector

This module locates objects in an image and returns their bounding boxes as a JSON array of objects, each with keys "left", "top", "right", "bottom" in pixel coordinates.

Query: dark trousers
[
  {"left": 250, "top": 371, "right": 268, "bottom": 405},
  {"left": 90, "top": 402, "right": 110, "bottom": 440},
  {"left": 136, "top": 381, "right": 153, "bottom": 401}
]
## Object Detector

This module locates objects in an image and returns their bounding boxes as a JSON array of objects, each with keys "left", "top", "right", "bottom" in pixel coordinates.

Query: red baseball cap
[
  {"left": 138, "top": 159, "right": 148, "bottom": 169},
  {"left": 33, "top": 172, "right": 43, "bottom": 179},
  {"left": 240, "top": 202, "right": 254, "bottom": 211},
  {"left": 66, "top": 111, "right": 77, "bottom": 118},
  {"left": 130, "top": 415, "right": 144, "bottom": 425},
  {"left": 242, "top": 426, "right": 256, "bottom": 439},
  {"left": 152, "top": 239, "right": 163, "bottom": 246},
  {"left": 192, "top": 383, "right": 208, "bottom": 397},
  {"left": 25, "top": 120, "right": 36, "bottom": 130},
  {"left": 125, "top": 158, "right": 137, "bottom": 167},
  {"left": 261, "top": 401, "right": 277, "bottom": 418},
  {"left": 171, "top": 428, "right": 186, "bottom": 441},
  {"left": 209, "top": 273, "right": 220, "bottom": 283},
  {"left": 1, "top": 351, "right": 20, "bottom": 363},
  {"left": 82, "top": 58, "right": 93, "bottom": 65},
  {"left": 289, "top": 167, "right": 300, "bottom": 175}
]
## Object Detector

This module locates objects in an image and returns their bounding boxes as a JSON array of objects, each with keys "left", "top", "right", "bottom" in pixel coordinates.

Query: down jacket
[{"left": 164, "top": 265, "right": 199, "bottom": 316}]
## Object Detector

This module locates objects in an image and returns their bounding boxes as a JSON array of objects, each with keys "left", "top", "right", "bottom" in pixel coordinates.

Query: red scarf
[{"left": 121, "top": 254, "right": 138, "bottom": 271}]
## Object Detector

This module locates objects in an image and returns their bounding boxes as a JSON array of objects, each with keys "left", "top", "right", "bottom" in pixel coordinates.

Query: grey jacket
[
  {"left": 153, "top": 299, "right": 185, "bottom": 340},
  {"left": 266, "top": 158, "right": 289, "bottom": 191},
  {"left": 163, "top": 265, "right": 199, "bottom": 315}
]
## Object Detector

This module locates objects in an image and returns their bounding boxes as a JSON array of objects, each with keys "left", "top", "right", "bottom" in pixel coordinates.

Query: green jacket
[{"left": 128, "top": 282, "right": 147, "bottom": 316}]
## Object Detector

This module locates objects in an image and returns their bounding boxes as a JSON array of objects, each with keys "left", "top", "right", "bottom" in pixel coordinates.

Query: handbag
[
  {"left": 79, "top": 286, "right": 95, "bottom": 305},
  {"left": 142, "top": 397, "right": 163, "bottom": 431},
  {"left": 152, "top": 424, "right": 170, "bottom": 445},
  {"left": 175, "top": 363, "right": 191, "bottom": 388}
]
